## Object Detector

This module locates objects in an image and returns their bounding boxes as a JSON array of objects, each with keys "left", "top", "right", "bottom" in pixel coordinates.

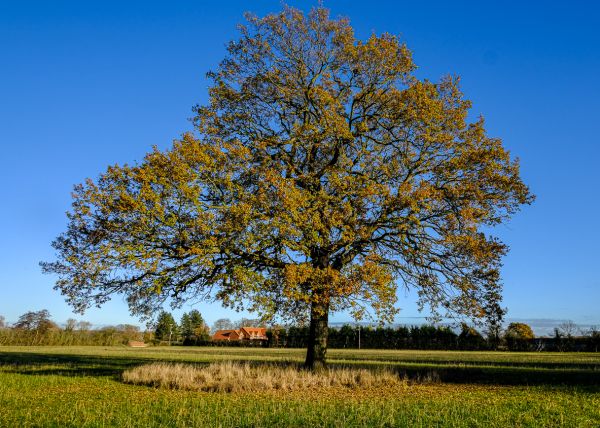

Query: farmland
[{"left": 0, "top": 346, "right": 598, "bottom": 427}]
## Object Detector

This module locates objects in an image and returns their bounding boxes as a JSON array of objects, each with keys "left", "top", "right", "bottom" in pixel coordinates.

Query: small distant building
[{"left": 212, "top": 327, "right": 267, "bottom": 342}]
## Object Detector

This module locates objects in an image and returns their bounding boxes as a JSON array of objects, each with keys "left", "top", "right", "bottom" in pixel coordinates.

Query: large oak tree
[{"left": 43, "top": 7, "right": 532, "bottom": 368}]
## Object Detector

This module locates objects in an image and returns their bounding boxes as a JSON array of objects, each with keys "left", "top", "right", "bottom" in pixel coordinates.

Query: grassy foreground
[{"left": 0, "top": 346, "right": 598, "bottom": 427}]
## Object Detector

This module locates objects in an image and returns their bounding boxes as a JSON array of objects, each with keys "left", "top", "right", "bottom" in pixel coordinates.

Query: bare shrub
[{"left": 122, "top": 361, "right": 407, "bottom": 393}]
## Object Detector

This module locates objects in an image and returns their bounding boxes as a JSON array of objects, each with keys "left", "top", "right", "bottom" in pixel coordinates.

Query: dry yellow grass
[{"left": 122, "top": 361, "right": 408, "bottom": 393}]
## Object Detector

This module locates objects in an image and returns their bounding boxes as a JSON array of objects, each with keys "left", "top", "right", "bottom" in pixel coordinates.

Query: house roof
[
  {"left": 240, "top": 327, "right": 267, "bottom": 338},
  {"left": 212, "top": 327, "right": 267, "bottom": 341},
  {"left": 212, "top": 329, "right": 240, "bottom": 340}
]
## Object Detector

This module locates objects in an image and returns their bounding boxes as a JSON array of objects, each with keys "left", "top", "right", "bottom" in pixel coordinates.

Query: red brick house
[{"left": 212, "top": 327, "right": 267, "bottom": 342}]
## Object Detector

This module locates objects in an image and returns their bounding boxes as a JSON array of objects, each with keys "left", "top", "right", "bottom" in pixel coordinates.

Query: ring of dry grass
[{"left": 122, "top": 361, "right": 408, "bottom": 393}]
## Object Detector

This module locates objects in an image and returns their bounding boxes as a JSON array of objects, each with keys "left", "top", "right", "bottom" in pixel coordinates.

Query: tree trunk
[{"left": 305, "top": 301, "right": 329, "bottom": 370}]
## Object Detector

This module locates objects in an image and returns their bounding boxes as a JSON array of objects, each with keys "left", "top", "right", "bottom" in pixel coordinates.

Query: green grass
[{"left": 1, "top": 346, "right": 599, "bottom": 427}]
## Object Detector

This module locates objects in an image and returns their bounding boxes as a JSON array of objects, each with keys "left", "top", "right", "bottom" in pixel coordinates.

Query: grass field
[{"left": 0, "top": 346, "right": 598, "bottom": 427}]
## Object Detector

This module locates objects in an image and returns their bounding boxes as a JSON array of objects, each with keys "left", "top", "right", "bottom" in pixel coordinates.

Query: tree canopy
[
  {"left": 42, "top": 6, "right": 532, "bottom": 368},
  {"left": 13, "top": 310, "right": 57, "bottom": 333},
  {"left": 181, "top": 310, "right": 210, "bottom": 342},
  {"left": 505, "top": 322, "right": 535, "bottom": 340},
  {"left": 154, "top": 311, "right": 178, "bottom": 342},
  {"left": 212, "top": 318, "right": 234, "bottom": 332}
]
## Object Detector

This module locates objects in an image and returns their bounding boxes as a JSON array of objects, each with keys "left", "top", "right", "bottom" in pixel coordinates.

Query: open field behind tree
[{"left": 0, "top": 346, "right": 598, "bottom": 427}]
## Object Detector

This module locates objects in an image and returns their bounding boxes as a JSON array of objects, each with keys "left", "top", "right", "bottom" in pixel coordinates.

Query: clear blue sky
[{"left": 1, "top": 1, "right": 598, "bottom": 333}]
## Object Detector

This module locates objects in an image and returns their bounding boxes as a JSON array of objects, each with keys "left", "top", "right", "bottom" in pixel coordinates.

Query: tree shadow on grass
[
  {"left": 0, "top": 350, "right": 598, "bottom": 389},
  {"left": 0, "top": 351, "right": 161, "bottom": 379},
  {"left": 0, "top": 352, "right": 286, "bottom": 379}
]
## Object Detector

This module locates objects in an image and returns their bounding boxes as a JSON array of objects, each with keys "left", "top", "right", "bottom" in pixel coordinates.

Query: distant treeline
[
  {"left": 0, "top": 325, "right": 152, "bottom": 346},
  {"left": 264, "top": 324, "right": 600, "bottom": 352},
  {"left": 0, "top": 310, "right": 150, "bottom": 346},
  {"left": 1, "top": 310, "right": 598, "bottom": 351},
  {"left": 184, "top": 323, "right": 600, "bottom": 352},
  {"left": 273, "top": 325, "right": 479, "bottom": 350}
]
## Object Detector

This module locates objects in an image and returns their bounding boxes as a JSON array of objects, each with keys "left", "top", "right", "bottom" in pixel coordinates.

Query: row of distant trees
[
  {"left": 0, "top": 310, "right": 259, "bottom": 347},
  {"left": 501, "top": 321, "right": 600, "bottom": 352},
  {"left": 1, "top": 311, "right": 598, "bottom": 351},
  {"left": 267, "top": 322, "right": 600, "bottom": 352},
  {"left": 173, "top": 312, "right": 599, "bottom": 351},
  {"left": 0, "top": 310, "right": 149, "bottom": 346}
]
